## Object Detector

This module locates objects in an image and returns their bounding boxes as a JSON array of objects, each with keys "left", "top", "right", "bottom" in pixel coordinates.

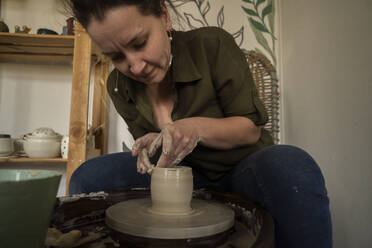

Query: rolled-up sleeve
[{"left": 211, "top": 30, "right": 268, "bottom": 126}]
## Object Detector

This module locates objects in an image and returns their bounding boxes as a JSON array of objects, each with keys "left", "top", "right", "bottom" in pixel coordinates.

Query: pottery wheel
[{"left": 106, "top": 198, "right": 235, "bottom": 239}]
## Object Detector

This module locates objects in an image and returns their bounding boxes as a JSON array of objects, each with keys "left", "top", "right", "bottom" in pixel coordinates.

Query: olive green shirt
[{"left": 107, "top": 27, "right": 273, "bottom": 180}]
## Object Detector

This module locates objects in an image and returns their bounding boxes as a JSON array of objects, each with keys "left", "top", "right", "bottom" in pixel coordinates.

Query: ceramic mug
[{"left": 150, "top": 166, "right": 193, "bottom": 215}]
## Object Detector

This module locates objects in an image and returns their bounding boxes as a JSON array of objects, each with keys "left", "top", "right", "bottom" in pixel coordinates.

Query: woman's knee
[
  {"left": 69, "top": 152, "right": 140, "bottom": 195},
  {"left": 69, "top": 155, "right": 109, "bottom": 194},
  {"left": 251, "top": 145, "right": 327, "bottom": 196}
]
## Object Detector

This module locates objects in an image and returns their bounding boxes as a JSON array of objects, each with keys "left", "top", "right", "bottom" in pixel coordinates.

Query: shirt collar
[{"left": 170, "top": 30, "right": 202, "bottom": 83}]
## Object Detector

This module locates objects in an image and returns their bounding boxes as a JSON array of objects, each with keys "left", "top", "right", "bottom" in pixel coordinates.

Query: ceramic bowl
[
  {"left": 0, "top": 134, "right": 14, "bottom": 157},
  {"left": 0, "top": 169, "right": 61, "bottom": 248},
  {"left": 23, "top": 139, "right": 61, "bottom": 158},
  {"left": 37, "top": 28, "right": 58, "bottom": 35}
]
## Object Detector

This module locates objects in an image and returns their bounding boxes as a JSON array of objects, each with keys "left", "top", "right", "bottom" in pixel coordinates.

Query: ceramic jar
[
  {"left": 0, "top": 18, "right": 9, "bottom": 32},
  {"left": 150, "top": 166, "right": 193, "bottom": 215},
  {"left": 23, "top": 128, "right": 62, "bottom": 158},
  {"left": 26, "top": 127, "right": 62, "bottom": 140},
  {"left": 0, "top": 134, "right": 14, "bottom": 157}
]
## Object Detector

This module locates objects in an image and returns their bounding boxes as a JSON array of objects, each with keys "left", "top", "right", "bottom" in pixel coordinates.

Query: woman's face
[{"left": 87, "top": 5, "right": 172, "bottom": 85}]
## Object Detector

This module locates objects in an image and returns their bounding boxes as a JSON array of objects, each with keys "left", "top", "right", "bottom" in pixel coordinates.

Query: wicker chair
[{"left": 245, "top": 50, "right": 280, "bottom": 143}]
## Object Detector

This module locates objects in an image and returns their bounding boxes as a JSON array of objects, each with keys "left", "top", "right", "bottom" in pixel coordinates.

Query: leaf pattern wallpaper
[{"left": 169, "top": 0, "right": 277, "bottom": 66}]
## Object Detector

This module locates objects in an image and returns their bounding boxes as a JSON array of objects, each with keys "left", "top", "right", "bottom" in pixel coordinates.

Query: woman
[{"left": 68, "top": 1, "right": 332, "bottom": 247}]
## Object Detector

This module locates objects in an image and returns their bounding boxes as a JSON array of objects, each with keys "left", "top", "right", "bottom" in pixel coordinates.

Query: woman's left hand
[
  {"left": 132, "top": 132, "right": 160, "bottom": 174},
  {"left": 149, "top": 119, "right": 202, "bottom": 168}
]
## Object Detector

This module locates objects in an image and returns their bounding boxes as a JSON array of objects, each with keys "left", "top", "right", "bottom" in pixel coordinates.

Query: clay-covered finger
[
  {"left": 149, "top": 134, "right": 162, "bottom": 157},
  {"left": 132, "top": 137, "right": 146, "bottom": 156},
  {"left": 147, "top": 164, "right": 155, "bottom": 174},
  {"left": 170, "top": 140, "right": 196, "bottom": 167},
  {"left": 171, "top": 137, "right": 189, "bottom": 156},
  {"left": 136, "top": 154, "right": 143, "bottom": 173},
  {"left": 141, "top": 149, "right": 154, "bottom": 171},
  {"left": 136, "top": 149, "right": 151, "bottom": 174},
  {"left": 137, "top": 150, "right": 147, "bottom": 173},
  {"left": 161, "top": 128, "right": 173, "bottom": 156},
  {"left": 137, "top": 160, "right": 147, "bottom": 174},
  {"left": 168, "top": 155, "right": 184, "bottom": 167},
  {"left": 156, "top": 154, "right": 173, "bottom": 168},
  {"left": 132, "top": 133, "right": 158, "bottom": 156},
  {"left": 172, "top": 134, "right": 199, "bottom": 159}
]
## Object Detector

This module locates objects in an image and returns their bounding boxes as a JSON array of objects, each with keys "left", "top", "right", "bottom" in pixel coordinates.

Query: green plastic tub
[{"left": 0, "top": 169, "right": 61, "bottom": 248}]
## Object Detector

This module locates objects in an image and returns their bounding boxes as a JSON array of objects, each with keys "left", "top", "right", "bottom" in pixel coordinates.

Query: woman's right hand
[{"left": 132, "top": 132, "right": 160, "bottom": 174}]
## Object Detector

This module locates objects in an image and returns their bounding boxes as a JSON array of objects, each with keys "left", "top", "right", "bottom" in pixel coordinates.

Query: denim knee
[
  {"left": 69, "top": 159, "right": 93, "bottom": 195},
  {"left": 214, "top": 145, "right": 332, "bottom": 248},
  {"left": 253, "top": 145, "right": 328, "bottom": 198},
  {"left": 69, "top": 152, "right": 151, "bottom": 195},
  {"left": 248, "top": 145, "right": 331, "bottom": 247}
]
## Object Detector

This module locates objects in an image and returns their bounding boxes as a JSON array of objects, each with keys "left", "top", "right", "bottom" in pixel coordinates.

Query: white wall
[
  {"left": 279, "top": 0, "right": 372, "bottom": 247},
  {"left": 0, "top": 0, "right": 73, "bottom": 136}
]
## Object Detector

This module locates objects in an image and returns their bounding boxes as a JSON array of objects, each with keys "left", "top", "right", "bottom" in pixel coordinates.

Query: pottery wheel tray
[{"left": 50, "top": 188, "right": 275, "bottom": 248}]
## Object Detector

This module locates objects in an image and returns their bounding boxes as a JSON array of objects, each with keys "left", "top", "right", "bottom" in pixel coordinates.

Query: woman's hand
[
  {"left": 150, "top": 119, "right": 202, "bottom": 168},
  {"left": 132, "top": 132, "right": 159, "bottom": 174},
  {"left": 132, "top": 116, "right": 261, "bottom": 174}
]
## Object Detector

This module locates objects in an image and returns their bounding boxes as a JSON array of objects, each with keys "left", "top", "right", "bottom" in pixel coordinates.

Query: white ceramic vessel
[
  {"left": 150, "top": 166, "right": 193, "bottom": 215},
  {"left": 26, "top": 127, "right": 62, "bottom": 140},
  {"left": 23, "top": 139, "right": 61, "bottom": 158},
  {"left": 22, "top": 128, "right": 62, "bottom": 158}
]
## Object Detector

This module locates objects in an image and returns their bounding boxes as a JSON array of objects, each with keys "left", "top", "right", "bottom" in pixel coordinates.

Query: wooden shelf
[
  {"left": 0, "top": 157, "right": 68, "bottom": 163},
  {"left": 1, "top": 23, "right": 109, "bottom": 193},
  {"left": 0, "top": 33, "right": 74, "bottom": 63},
  {"left": 0, "top": 32, "right": 100, "bottom": 63}
]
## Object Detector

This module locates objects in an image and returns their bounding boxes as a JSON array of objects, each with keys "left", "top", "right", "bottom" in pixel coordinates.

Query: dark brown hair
[{"left": 67, "top": 0, "right": 174, "bottom": 28}]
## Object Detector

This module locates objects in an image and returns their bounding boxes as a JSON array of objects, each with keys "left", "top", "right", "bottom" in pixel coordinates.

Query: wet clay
[
  {"left": 105, "top": 167, "right": 235, "bottom": 239},
  {"left": 149, "top": 166, "right": 193, "bottom": 215}
]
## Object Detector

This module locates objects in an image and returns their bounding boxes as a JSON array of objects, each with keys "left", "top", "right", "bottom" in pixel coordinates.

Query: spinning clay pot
[{"left": 150, "top": 166, "right": 193, "bottom": 215}]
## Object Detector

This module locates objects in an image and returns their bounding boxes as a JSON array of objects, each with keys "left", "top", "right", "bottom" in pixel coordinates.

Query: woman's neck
[
  {"left": 145, "top": 75, "right": 174, "bottom": 128},
  {"left": 145, "top": 75, "right": 172, "bottom": 102}
]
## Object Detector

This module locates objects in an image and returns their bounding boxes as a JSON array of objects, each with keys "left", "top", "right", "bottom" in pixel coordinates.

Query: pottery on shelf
[
  {"left": 66, "top": 17, "right": 75, "bottom": 35},
  {"left": 0, "top": 134, "right": 14, "bottom": 157},
  {"left": 23, "top": 127, "right": 62, "bottom": 158},
  {"left": 0, "top": 19, "right": 9, "bottom": 32},
  {"left": 26, "top": 127, "right": 62, "bottom": 140},
  {"left": 37, "top": 28, "right": 58, "bottom": 35},
  {"left": 23, "top": 139, "right": 61, "bottom": 158},
  {"left": 14, "top": 25, "right": 31, "bottom": 34}
]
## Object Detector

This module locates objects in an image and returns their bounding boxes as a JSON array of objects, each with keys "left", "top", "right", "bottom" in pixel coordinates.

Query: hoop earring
[
  {"left": 114, "top": 70, "right": 119, "bottom": 92},
  {"left": 169, "top": 54, "right": 173, "bottom": 67},
  {"left": 167, "top": 29, "right": 173, "bottom": 67}
]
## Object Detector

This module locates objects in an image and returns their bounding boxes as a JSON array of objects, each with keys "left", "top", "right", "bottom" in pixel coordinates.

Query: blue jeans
[{"left": 70, "top": 145, "right": 332, "bottom": 248}]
